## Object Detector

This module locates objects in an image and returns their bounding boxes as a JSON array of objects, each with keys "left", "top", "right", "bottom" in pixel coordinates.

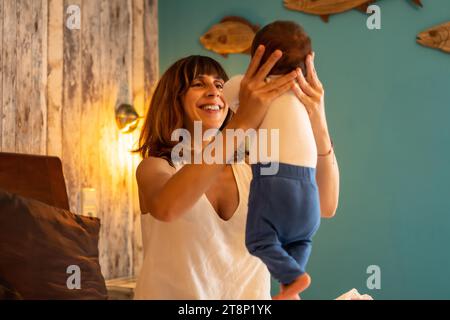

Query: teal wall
[{"left": 159, "top": 0, "right": 450, "bottom": 299}]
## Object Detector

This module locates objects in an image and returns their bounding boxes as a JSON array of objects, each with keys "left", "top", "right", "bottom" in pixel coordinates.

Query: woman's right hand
[{"left": 234, "top": 45, "right": 299, "bottom": 130}]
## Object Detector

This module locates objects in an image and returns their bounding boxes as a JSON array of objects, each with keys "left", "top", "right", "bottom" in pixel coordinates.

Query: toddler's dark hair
[{"left": 251, "top": 21, "right": 312, "bottom": 76}]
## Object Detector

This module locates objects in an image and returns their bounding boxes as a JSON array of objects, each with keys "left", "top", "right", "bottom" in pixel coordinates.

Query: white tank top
[{"left": 134, "top": 162, "right": 271, "bottom": 300}]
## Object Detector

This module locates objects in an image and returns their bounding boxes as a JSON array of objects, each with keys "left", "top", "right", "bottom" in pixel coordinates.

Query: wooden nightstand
[{"left": 105, "top": 276, "right": 137, "bottom": 300}]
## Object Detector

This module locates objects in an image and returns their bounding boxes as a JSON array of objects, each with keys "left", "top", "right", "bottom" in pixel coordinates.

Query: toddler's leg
[
  {"left": 245, "top": 218, "right": 304, "bottom": 285},
  {"left": 272, "top": 240, "right": 313, "bottom": 300},
  {"left": 273, "top": 273, "right": 311, "bottom": 300}
]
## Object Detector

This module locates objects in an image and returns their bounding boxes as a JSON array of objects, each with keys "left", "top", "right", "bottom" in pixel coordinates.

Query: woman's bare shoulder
[{"left": 136, "top": 156, "right": 176, "bottom": 181}]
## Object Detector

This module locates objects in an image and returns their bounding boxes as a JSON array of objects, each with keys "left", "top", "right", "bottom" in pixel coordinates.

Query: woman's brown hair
[{"left": 134, "top": 55, "right": 231, "bottom": 166}]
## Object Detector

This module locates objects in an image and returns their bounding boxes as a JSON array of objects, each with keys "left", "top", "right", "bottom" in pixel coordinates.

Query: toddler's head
[{"left": 251, "top": 21, "right": 312, "bottom": 76}]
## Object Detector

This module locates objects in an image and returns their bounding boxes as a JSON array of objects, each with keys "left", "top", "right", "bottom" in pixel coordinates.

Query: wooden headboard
[{"left": 0, "top": 152, "right": 70, "bottom": 211}]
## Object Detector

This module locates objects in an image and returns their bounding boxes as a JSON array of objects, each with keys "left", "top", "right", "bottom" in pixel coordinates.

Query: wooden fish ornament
[
  {"left": 417, "top": 21, "right": 450, "bottom": 54},
  {"left": 200, "top": 16, "right": 259, "bottom": 58},
  {"left": 283, "top": 0, "right": 423, "bottom": 23}
]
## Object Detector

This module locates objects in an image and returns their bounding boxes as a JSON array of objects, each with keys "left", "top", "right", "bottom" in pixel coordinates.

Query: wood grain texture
[
  {"left": 132, "top": 0, "right": 145, "bottom": 118},
  {"left": 0, "top": 1, "right": 3, "bottom": 141},
  {"left": 80, "top": 0, "right": 101, "bottom": 218},
  {"left": 2, "top": 0, "right": 17, "bottom": 152},
  {"left": 34, "top": 0, "right": 48, "bottom": 155},
  {"left": 125, "top": 0, "right": 135, "bottom": 279},
  {"left": 47, "top": 0, "right": 64, "bottom": 158},
  {"left": 144, "top": 0, "right": 159, "bottom": 109},
  {"left": 131, "top": 0, "right": 145, "bottom": 278},
  {"left": 16, "top": 0, "right": 34, "bottom": 154},
  {"left": 99, "top": 0, "right": 133, "bottom": 279},
  {"left": 62, "top": 0, "right": 82, "bottom": 212},
  {"left": 99, "top": 0, "right": 114, "bottom": 280}
]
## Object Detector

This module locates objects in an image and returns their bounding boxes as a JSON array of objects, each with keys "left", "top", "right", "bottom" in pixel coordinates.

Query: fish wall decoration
[
  {"left": 417, "top": 21, "right": 450, "bottom": 54},
  {"left": 200, "top": 16, "right": 259, "bottom": 58},
  {"left": 283, "top": 0, "right": 423, "bottom": 23}
]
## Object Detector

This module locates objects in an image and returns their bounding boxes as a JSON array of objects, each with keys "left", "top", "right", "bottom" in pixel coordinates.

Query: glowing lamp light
[{"left": 115, "top": 103, "right": 142, "bottom": 134}]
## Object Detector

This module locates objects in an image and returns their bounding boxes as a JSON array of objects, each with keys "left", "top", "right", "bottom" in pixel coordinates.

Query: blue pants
[{"left": 246, "top": 162, "right": 321, "bottom": 285}]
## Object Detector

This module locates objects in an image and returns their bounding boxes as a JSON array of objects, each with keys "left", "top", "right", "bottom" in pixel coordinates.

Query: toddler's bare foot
[{"left": 272, "top": 273, "right": 311, "bottom": 300}]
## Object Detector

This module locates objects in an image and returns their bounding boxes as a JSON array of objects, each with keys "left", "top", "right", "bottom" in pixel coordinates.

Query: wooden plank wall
[
  {"left": 0, "top": 2, "right": 3, "bottom": 140},
  {"left": 0, "top": 0, "right": 158, "bottom": 280},
  {"left": 2, "top": 1, "right": 17, "bottom": 152},
  {"left": 132, "top": 0, "right": 159, "bottom": 277}
]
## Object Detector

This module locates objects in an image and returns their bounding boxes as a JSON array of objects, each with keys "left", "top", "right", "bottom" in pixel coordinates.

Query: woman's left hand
[
  {"left": 292, "top": 52, "right": 332, "bottom": 154},
  {"left": 292, "top": 52, "right": 326, "bottom": 127}
]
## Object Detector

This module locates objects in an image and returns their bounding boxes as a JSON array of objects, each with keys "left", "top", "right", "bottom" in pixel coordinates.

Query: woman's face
[{"left": 182, "top": 74, "right": 228, "bottom": 133}]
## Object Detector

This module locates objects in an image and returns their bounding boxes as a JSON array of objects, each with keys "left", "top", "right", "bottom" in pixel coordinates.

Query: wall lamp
[{"left": 115, "top": 104, "right": 143, "bottom": 134}]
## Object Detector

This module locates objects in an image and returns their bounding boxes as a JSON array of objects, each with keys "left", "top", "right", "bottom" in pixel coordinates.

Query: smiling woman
[
  {"left": 132, "top": 43, "right": 339, "bottom": 299},
  {"left": 134, "top": 55, "right": 233, "bottom": 165}
]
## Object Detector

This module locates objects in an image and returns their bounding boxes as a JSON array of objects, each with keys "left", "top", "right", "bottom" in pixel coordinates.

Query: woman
[{"left": 133, "top": 46, "right": 339, "bottom": 299}]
